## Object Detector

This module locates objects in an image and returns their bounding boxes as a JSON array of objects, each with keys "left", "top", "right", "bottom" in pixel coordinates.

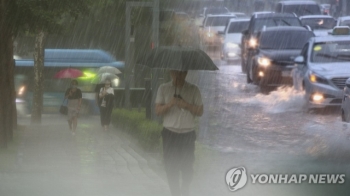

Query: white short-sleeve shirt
[{"left": 155, "top": 81, "right": 203, "bottom": 133}]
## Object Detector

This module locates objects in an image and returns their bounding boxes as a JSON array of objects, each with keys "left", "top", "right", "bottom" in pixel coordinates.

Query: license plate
[{"left": 282, "top": 71, "right": 291, "bottom": 77}]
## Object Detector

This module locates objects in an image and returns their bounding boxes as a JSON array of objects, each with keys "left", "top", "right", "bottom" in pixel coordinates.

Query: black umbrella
[{"left": 136, "top": 46, "right": 218, "bottom": 71}]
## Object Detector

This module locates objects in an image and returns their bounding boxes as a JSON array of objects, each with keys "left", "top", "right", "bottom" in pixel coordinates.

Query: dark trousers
[
  {"left": 100, "top": 106, "right": 112, "bottom": 126},
  {"left": 162, "top": 128, "right": 196, "bottom": 196}
]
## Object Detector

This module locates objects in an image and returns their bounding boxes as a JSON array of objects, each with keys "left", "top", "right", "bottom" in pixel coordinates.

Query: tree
[{"left": 0, "top": 0, "right": 90, "bottom": 147}]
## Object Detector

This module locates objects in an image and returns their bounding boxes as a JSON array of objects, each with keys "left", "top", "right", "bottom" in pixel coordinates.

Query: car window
[
  {"left": 204, "top": 8, "right": 229, "bottom": 16},
  {"left": 253, "top": 18, "right": 301, "bottom": 32},
  {"left": 227, "top": 21, "right": 249, "bottom": 33},
  {"left": 311, "top": 41, "right": 350, "bottom": 63},
  {"left": 259, "top": 30, "right": 314, "bottom": 50},
  {"left": 283, "top": 4, "right": 321, "bottom": 16},
  {"left": 301, "top": 18, "right": 336, "bottom": 30},
  {"left": 340, "top": 20, "right": 350, "bottom": 27},
  {"left": 205, "top": 16, "right": 236, "bottom": 27}
]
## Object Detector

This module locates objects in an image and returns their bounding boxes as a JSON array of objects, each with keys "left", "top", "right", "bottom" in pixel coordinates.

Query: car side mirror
[
  {"left": 294, "top": 56, "right": 305, "bottom": 64},
  {"left": 346, "top": 78, "right": 350, "bottom": 88}
]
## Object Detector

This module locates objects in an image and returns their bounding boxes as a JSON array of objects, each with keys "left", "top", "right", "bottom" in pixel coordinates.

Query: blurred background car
[
  {"left": 195, "top": 6, "right": 230, "bottom": 26},
  {"left": 246, "top": 26, "right": 314, "bottom": 90},
  {"left": 241, "top": 13, "right": 303, "bottom": 73},
  {"left": 220, "top": 18, "right": 250, "bottom": 63},
  {"left": 199, "top": 14, "right": 236, "bottom": 49},
  {"left": 275, "top": 1, "right": 321, "bottom": 17},
  {"left": 320, "top": 4, "right": 331, "bottom": 15},
  {"left": 299, "top": 15, "right": 337, "bottom": 36},
  {"left": 336, "top": 16, "right": 350, "bottom": 27}
]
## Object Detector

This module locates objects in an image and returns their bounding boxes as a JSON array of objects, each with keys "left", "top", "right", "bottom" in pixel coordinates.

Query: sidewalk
[{"left": 0, "top": 115, "right": 171, "bottom": 196}]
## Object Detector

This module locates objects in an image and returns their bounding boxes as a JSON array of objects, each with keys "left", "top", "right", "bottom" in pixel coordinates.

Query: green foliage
[
  {"left": 111, "top": 108, "right": 163, "bottom": 151},
  {"left": 10, "top": 0, "right": 91, "bottom": 36}
]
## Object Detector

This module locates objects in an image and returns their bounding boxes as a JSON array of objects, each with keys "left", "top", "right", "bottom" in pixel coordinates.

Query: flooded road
[{"left": 184, "top": 55, "right": 350, "bottom": 195}]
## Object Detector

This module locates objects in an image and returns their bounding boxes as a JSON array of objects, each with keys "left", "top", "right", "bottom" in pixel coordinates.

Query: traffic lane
[{"left": 186, "top": 61, "right": 350, "bottom": 160}]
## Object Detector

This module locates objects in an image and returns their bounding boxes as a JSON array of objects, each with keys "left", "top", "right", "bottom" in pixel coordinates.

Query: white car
[
  {"left": 199, "top": 14, "right": 236, "bottom": 48},
  {"left": 293, "top": 28, "right": 350, "bottom": 109},
  {"left": 299, "top": 15, "right": 336, "bottom": 36},
  {"left": 341, "top": 78, "right": 350, "bottom": 122},
  {"left": 336, "top": 16, "right": 350, "bottom": 27},
  {"left": 220, "top": 18, "right": 250, "bottom": 62},
  {"left": 195, "top": 7, "right": 230, "bottom": 26}
]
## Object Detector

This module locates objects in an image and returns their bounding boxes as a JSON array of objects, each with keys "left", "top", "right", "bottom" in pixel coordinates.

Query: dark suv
[
  {"left": 241, "top": 13, "right": 302, "bottom": 73},
  {"left": 246, "top": 26, "right": 314, "bottom": 90}
]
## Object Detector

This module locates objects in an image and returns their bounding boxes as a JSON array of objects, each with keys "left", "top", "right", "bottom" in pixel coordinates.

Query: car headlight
[
  {"left": 257, "top": 57, "right": 271, "bottom": 67},
  {"left": 309, "top": 72, "right": 328, "bottom": 85},
  {"left": 249, "top": 38, "right": 258, "bottom": 48},
  {"left": 226, "top": 42, "right": 238, "bottom": 49},
  {"left": 18, "top": 85, "right": 26, "bottom": 96}
]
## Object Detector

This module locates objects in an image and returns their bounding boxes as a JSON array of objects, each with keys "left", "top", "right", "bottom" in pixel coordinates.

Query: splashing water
[{"left": 239, "top": 86, "right": 306, "bottom": 114}]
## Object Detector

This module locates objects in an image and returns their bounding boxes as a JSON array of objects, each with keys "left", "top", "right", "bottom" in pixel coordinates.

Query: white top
[
  {"left": 155, "top": 81, "right": 203, "bottom": 133},
  {"left": 99, "top": 87, "right": 114, "bottom": 107}
]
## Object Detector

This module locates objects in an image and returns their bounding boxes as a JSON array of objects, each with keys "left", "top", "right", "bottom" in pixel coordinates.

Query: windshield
[
  {"left": 254, "top": 18, "right": 301, "bottom": 32},
  {"left": 301, "top": 18, "right": 336, "bottom": 30},
  {"left": 311, "top": 41, "right": 350, "bottom": 63},
  {"left": 227, "top": 21, "right": 249, "bottom": 33},
  {"left": 283, "top": 4, "right": 321, "bottom": 16},
  {"left": 205, "top": 16, "right": 236, "bottom": 27},
  {"left": 340, "top": 20, "right": 350, "bottom": 27},
  {"left": 205, "top": 8, "right": 229, "bottom": 16},
  {"left": 259, "top": 31, "right": 314, "bottom": 50}
]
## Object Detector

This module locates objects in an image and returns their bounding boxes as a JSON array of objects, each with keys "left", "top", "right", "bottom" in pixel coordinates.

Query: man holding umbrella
[
  {"left": 155, "top": 70, "right": 203, "bottom": 196},
  {"left": 138, "top": 46, "right": 218, "bottom": 196}
]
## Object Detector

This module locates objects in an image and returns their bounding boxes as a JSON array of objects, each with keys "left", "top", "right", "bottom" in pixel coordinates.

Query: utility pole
[
  {"left": 151, "top": 0, "right": 159, "bottom": 120},
  {"left": 125, "top": 0, "right": 158, "bottom": 110}
]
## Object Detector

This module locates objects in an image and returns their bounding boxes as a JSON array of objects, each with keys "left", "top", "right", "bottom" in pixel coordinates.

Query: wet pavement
[{"left": 0, "top": 115, "right": 170, "bottom": 196}]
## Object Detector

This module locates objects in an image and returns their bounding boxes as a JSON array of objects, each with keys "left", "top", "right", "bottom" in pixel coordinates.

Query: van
[{"left": 275, "top": 1, "right": 321, "bottom": 16}]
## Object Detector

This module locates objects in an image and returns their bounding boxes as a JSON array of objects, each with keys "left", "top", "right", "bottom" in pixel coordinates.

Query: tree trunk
[
  {"left": 0, "top": 0, "right": 14, "bottom": 148},
  {"left": 31, "top": 30, "right": 46, "bottom": 124}
]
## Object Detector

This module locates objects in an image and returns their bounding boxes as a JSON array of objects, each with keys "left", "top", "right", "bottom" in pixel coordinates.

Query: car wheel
[
  {"left": 251, "top": 64, "right": 260, "bottom": 85},
  {"left": 246, "top": 65, "right": 252, "bottom": 83},
  {"left": 241, "top": 54, "right": 247, "bottom": 73}
]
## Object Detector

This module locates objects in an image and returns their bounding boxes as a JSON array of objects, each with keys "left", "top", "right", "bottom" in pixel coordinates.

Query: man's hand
[{"left": 175, "top": 98, "right": 188, "bottom": 109}]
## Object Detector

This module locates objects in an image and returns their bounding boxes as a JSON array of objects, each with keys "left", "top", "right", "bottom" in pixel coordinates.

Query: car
[
  {"left": 230, "top": 12, "right": 247, "bottom": 18},
  {"left": 246, "top": 26, "right": 314, "bottom": 89},
  {"left": 275, "top": 1, "right": 322, "bottom": 16},
  {"left": 341, "top": 78, "right": 350, "bottom": 122},
  {"left": 336, "top": 16, "right": 350, "bottom": 27},
  {"left": 292, "top": 27, "right": 350, "bottom": 109},
  {"left": 241, "top": 13, "right": 302, "bottom": 73},
  {"left": 220, "top": 18, "right": 250, "bottom": 63},
  {"left": 299, "top": 15, "right": 336, "bottom": 36},
  {"left": 199, "top": 14, "right": 236, "bottom": 48},
  {"left": 320, "top": 4, "right": 331, "bottom": 15},
  {"left": 195, "top": 7, "right": 230, "bottom": 26}
]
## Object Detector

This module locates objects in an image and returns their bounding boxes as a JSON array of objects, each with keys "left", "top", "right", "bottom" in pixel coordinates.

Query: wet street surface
[{"left": 185, "top": 51, "right": 350, "bottom": 195}]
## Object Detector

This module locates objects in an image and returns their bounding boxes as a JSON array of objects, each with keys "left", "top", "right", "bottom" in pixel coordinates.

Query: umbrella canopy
[
  {"left": 137, "top": 46, "right": 218, "bottom": 71},
  {"left": 91, "top": 73, "right": 119, "bottom": 84},
  {"left": 54, "top": 68, "right": 84, "bottom": 79},
  {"left": 97, "top": 66, "right": 121, "bottom": 75}
]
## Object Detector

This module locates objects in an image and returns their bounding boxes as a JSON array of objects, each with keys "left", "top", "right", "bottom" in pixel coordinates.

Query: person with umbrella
[
  {"left": 155, "top": 70, "right": 203, "bottom": 196},
  {"left": 98, "top": 78, "right": 114, "bottom": 131},
  {"left": 64, "top": 80, "right": 82, "bottom": 135},
  {"left": 138, "top": 46, "right": 218, "bottom": 196}
]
